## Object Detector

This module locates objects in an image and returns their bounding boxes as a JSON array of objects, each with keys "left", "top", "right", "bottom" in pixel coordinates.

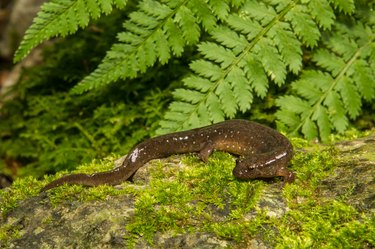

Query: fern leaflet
[{"left": 14, "top": 0, "right": 127, "bottom": 62}]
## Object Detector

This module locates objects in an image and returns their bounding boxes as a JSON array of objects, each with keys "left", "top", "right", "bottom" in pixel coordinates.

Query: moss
[
  {"left": 274, "top": 202, "right": 374, "bottom": 248},
  {"left": 0, "top": 224, "right": 21, "bottom": 244},
  {"left": 272, "top": 138, "right": 373, "bottom": 248},
  {"left": 44, "top": 155, "right": 137, "bottom": 206},
  {"left": 124, "top": 152, "right": 265, "bottom": 247},
  {"left": 0, "top": 176, "right": 41, "bottom": 218},
  {"left": 1, "top": 136, "right": 374, "bottom": 247},
  {"left": 328, "top": 128, "right": 371, "bottom": 143}
]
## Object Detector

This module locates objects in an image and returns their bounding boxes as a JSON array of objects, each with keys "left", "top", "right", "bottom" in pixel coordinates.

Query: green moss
[
  {"left": 272, "top": 138, "right": 373, "bottom": 248},
  {"left": 0, "top": 176, "right": 41, "bottom": 242},
  {"left": 0, "top": 224, "right": 21, "bottom": 244},
  {"left": 0, "top": 176, "right": 41, "bottom": 218},
  {"left": 289, "top": 144, "right": 337, "bottom": 190},
  {"left": 328, "top": 128, "right": 371, "bottom": 143},
  {"left": 124, "top": 152, "right": 265, "bottom": 247},
  {"left": 1, "top": 137, "right": 373, "bottom": 247},
  {"left": 275, "top": 202, "right": 374, "bottom": 248},
  {"left": 43, "top": 155, "right": 138, "bottom": 206}
]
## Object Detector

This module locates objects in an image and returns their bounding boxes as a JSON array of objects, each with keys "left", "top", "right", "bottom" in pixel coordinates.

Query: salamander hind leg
[{"left": 232, "top": 154, "right": 294, "bottom": 183}]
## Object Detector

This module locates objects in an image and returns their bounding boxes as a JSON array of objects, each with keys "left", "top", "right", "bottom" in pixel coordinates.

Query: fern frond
[
  {"left": 245, "top": 57, "right": 268, "bottom": 98},
  {"left": 329, "top": 0, "right": 355, "bottom": 14},
  {"left": 190, "top": 0, "right": 218, "bottom": 31},
  {"left": 284, "top": 5, "right": 320, "bottom": 47},
  {"left": 208, "top": 0, "right": 230, "bottom": 20},
  {"left": 216, "top": 80, "right": 237, "bottom": 118},
  {"left": 71, "top": 0, "right": 204, "bottom": 94},
  {"left": 206, "top": 92, "right": 225, "bottom": 122},
  {"left": 313, "top": 49, "right": 345, "bottom": 76},
  {"left": 270, "top": 22, "right": 302, "bottom": 74},
  {"left": 173, "top": 89, "right": 204, "bottom": 104},
  {"left": 227, "top": 66, "right": 253, "bottom": 112},
  {"left": 159, "top": 0, "right": 341, "bottom": 133},
  {"left": 323, "top": 91, "right": 348, "bottom": 133},
  {"left": 276, "top": 21, "right": 375, "bottom": 141},
  {"left": 308, "top": 0, "right": 335, "bottom": 30},
  {"left": 14, "top": 0, "right": 127, "bottom": 62},
  {"left": 353, "top": 60, "right": 375, "bottom": 101},
  {"left": 198, "top": 42, "right": 236, "bottom": 69},
  {"left": 183, "top": 76, "right": 213, "bottom": 92},
  {"left": 255, "top": 38, "right": 286, "bottom": 85},
  {"left": 175, "top": 5, "right": 201, "bottom": 45},
  {"left": 190, "top": 60, "right": 223, "bottom": 81}
]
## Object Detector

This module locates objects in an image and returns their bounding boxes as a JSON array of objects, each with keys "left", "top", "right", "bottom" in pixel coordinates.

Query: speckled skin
[{"left": 41, "top": 120, "right": 294, "bottom": 191}]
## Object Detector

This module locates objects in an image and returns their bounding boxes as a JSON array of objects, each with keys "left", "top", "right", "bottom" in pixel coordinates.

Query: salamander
[{"left": 41, "top": 119, "right": 294, "bottom": 191}]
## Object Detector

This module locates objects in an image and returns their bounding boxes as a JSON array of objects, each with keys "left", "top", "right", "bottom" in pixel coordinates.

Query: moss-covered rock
[{"left": 1, "top": 133, "right": 374, "bottom": 248}]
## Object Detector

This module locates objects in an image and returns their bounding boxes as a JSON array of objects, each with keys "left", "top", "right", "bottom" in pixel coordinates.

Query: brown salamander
[{"left": 41, "top": 120, "right": 294, "bottom": 191}]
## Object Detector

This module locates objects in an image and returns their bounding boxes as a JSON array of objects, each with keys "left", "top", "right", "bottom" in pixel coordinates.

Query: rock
[
  {"left": 320, "top": 135, "right": 375, "bottom": 214},
  {"left": 0, "top": 0, "right": 46, "bottom": 59},
  {"left": 0, "top": 173, "right": 12, "bottom": 189},
  {"left": 0, "top": 0, "right": 45, "bottom": 101},
  {"left": 1, "top": 134, "right": 374, "bottom": 248}
]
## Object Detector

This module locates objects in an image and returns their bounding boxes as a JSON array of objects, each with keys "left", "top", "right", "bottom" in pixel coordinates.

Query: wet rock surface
[{"left": 320, "top": 135, "right": 375, "bottom": 214}]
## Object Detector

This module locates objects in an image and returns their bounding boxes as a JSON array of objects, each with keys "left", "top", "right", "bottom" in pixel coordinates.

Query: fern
[
  {"left": 158, "top": 0, "right": 354, "bottom": 133},
  {"left": 276, "top": 21, "right": 375, "bottom": 141},
  {"left": 70, "top": 0, "right": 209, "bottom": 93},
  {"left": 14, "top": 0, "right": 127, "bottom": 62}
]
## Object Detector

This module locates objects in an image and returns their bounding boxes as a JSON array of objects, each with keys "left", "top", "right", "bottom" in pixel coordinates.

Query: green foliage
[
  {"left": 276, "top": 200, "right": 374, "bottom": 248},
  {"left": 276, "top": 20, "right": 375, "bottom": 141},
  {"left": 0, "top": 75, "right": 169, "bottom": 178},
  {"left": 1, "top": 12, "right": 176, "bottom": 178},
  {"left": 12, "top": 0, "right": 375, "bottom": 143},
  {"left": 13, "top": 0, "right": 127, "bottom": 62},
  {"left": 69, "top": 0, "right": 209, "bottom": 94}
]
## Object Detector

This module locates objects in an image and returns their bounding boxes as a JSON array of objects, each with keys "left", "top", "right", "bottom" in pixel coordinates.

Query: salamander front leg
[{"left": 198, "top": 142, "right": 215, "bottom": 163}]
